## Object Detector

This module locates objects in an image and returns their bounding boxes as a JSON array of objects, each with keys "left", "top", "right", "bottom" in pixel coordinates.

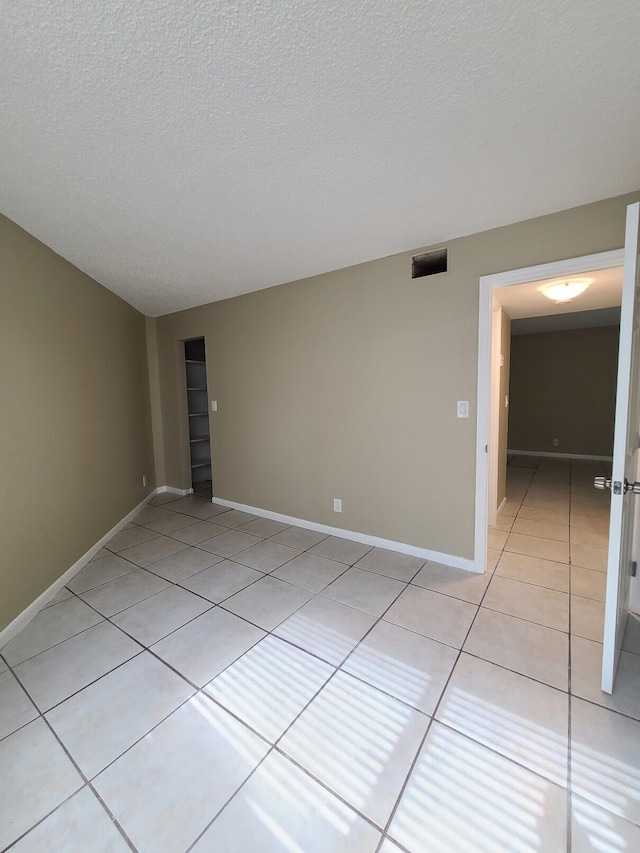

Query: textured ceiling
[{"left": 2, "top": 1, "right": 639, "bottom": 316}]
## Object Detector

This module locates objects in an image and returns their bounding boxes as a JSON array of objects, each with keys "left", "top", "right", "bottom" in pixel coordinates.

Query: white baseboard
[
  {"left": 157, "top": 485, "right": 193, "bottom": 496},
  {"left": 0, "top": 490, "right": 158, "bottom": 650},
  {"left": 497, "top": 497, "right": 507, "bottom": 515},
  {"left": 508, "top": 450, "right": 613, "bottom": 462},
  {"left": 1, "top": 484, "right": 478, "bottom": 652},
  {"left": 211, "top": 496, "right": 477, "bottom": 573}
]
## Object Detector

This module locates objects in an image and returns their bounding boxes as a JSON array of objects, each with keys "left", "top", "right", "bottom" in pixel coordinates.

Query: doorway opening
[
  {"left": 477, "top": 204, "right": 640, "bottom": 695},
  {"left": 475, "top": 248, "right": 639, "bottom": 695},
  {"left": 485, "top": 265, "right": 623, "bottom": 596},
  {"left": 489, "top": 274, "right": 622, "bottom": 563},
  {"left": 476, "top": 249, "right": 625, "bottom": 570},
  {"left": 183, "top": 337, "right": 212, "bottom": 500}
]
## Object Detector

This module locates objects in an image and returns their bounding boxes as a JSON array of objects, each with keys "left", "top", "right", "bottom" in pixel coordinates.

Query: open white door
[{"left": 600, "top": 202, "right": 640, "bottom": 693}]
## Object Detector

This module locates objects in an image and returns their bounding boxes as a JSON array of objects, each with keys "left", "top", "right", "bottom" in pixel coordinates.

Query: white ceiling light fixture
[{"left": 539, "top": 277, "right": 593, "bottom": 303}]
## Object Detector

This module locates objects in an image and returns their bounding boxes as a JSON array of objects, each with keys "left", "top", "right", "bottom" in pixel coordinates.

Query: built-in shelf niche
[{"left": 184, "top": 338, "right": 211, "bottom": 496}]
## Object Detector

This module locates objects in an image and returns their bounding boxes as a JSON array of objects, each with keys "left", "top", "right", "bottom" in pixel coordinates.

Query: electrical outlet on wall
[
  {"left": 552, "top": 438, "right": 559, "bottom": 447},
  {"left": 333, "top": 498, "right": 342, "bottom": 513}
]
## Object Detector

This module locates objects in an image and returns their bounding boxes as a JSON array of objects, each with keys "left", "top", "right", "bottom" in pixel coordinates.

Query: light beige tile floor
[{"left": 2, "top": 465, "right": 638, "bottom": 851}]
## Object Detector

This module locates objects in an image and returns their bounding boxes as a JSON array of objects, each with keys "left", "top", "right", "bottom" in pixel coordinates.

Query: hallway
[{"left": 489, "top": 455, "right": 640, "bottom": 720}]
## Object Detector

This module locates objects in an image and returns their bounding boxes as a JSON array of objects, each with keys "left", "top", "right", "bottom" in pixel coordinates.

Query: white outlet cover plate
[{"left": 456, "top": 401, "right": 469, "bottom": 418}]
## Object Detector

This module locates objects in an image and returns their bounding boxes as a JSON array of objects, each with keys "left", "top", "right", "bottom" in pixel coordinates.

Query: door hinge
[{"left": 632, "top": 561, "right": 637, "bottom": 578}]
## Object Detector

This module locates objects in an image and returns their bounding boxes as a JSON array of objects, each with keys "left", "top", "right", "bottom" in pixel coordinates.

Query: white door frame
[
  {"left": 487, "top": 297, "right": 504, "bottom": 527},
  {"left": 474, "top": 248, "right": 625, "bottom": 572}
]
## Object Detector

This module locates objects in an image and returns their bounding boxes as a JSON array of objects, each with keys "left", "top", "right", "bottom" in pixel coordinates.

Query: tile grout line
[
  {"left": 64, "top": 520, "right": 432, "bottom": 669},
  {"left": 0, "top": 650, "right": 138, "bottom": 853},
  {"left": 6, "top": 537, "right": 383, "bottom": 723},
  {"left": 4, "top": 534, "right": 390, "bottom": 849},
  {"left": 187, "top": 554, "right": 455, "bottom": 848},
  {"left": 2, "top": 484, "right": 623, "bottom": 850},
  {"left": 503, "top": 456, "right": 611, "bottom": 852},
  {"left": 374, "top": 542, "right": 500, "bottom": 852},
  {"left": 2, "top": 616, "right": 110, "bottom": 672},
  {"left": 566, "top": 460, "right": 573, "bottom": 852},
  {"left": 62, "top": 520, "right": 341, "bottom": 648},
  {"left": 3, "top": 486, "right": 619, "bottom": 722},
  {"left": 564, "top": 456, "right": 608, "bottom": 851},
  {"left": 185, "top": 545, "right": 420, "bottom": 849},
  {"left": 1, "top": 580, "right": 271, "bottom": 847},
  {"left": 501, "top": 457, "right": 571, "bottom": 851},
  {"left": 15, "top": 594, "right": 266, "bottom": 850}
]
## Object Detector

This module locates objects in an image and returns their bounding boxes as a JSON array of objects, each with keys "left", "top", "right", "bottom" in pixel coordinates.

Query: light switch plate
[
  {"left": 211, "top": 400, "right": 218, "bottom": 412},
  {"left": 457, "top": 401, "right": 469, "bottom": 418}
]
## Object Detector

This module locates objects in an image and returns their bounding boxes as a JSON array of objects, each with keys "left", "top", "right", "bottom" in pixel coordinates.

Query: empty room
[{"left": 2, "top": 1, "right": 640, "bottom": 851}]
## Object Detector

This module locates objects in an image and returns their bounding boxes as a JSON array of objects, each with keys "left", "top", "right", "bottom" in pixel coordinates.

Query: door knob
[
  {"left": 594, "top": 477, "right": 612, "bottom": 491},
  {"left": 594, "top": 476, "right": 640, "bottom": 494}
]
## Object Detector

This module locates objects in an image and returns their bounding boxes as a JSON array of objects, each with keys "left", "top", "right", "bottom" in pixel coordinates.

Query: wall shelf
[{"left": 184, "top": 339, "right": 211, "bottom": 498}]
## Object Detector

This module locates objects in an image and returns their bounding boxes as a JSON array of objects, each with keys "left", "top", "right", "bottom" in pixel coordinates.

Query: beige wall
[
  {"left": 508, "top": 326, "right": 619, "bottom": 457},
  {"left": 497, "top": 309, "right": 512, "bottom": 507},
  {"left": 0, "top": 215, "right": 155, "bottom": 632},
  {"left": 153, "top": 190, "right": 639, "bottom": 561},
  {"left": 145, "top": 317, "right": 166, "bottom": 486}
]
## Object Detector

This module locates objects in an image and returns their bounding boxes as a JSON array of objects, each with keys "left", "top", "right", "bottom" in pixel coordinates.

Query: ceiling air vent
[{"left": 411, "top": 248, "right": 448, "bottom": 279}]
